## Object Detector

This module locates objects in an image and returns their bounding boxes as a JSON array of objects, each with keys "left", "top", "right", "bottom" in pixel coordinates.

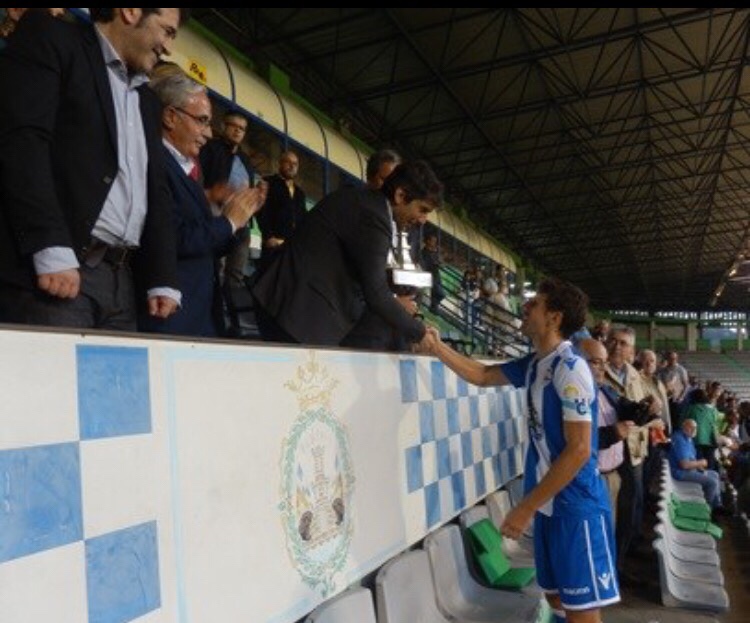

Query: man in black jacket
[
  {"left": 252, "top": 161, "right": 443, "bottom": 348},
  {"left": 0, "top": 8, "right": 190, "bottom": 329}
]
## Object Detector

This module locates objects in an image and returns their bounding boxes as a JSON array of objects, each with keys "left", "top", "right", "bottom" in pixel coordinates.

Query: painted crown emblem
[{"left": 285, "top": 352, "right": 339, "bottom": 410}]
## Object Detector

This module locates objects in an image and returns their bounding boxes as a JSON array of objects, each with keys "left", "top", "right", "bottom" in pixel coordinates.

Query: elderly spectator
[
  {"left": 659, "top": 350, "right": 690, "bottom": 428},
  {"left": 669, "top": 418, "right": 725, "bottom": 517},
  {"left": 141, "top": 71, "right": 264, "bottom": 337},
  {"left": 579, "top": 338, "right": 632, "bottom": 523}
]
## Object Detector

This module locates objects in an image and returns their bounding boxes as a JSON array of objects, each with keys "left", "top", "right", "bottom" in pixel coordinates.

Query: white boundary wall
[{"left": 0, "top": 328, "right": 526, "bottom": 623}]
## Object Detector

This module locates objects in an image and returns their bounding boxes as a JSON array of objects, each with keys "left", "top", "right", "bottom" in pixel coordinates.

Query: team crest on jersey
[{"left": 562, "top": 384, "right": 580, "bottom": 399}]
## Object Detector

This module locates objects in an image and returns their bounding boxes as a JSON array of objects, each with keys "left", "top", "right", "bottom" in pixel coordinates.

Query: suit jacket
[
  {"left": 252, "top": 186, "right": 426, "bottom": 346},
  {"left": 0, "top": 11, "right": 177, "bottom": 291},
  {"left": 256, "top": 174, "right": 306, "bottom": 244},
  {"left": 139, "top": 149, "right": 236, "bottom": 337}
]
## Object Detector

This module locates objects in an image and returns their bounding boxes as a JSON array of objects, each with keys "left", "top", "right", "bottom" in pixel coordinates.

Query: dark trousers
[
  {"left": 616, "top": 459, "right": 644, "bottom": 566},
  {"left": 0, "top": 262, "right": 136, "bottom": 331}
]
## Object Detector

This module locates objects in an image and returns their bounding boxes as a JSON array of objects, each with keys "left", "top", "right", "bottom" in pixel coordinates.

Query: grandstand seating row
[
  {"left": 303, "top": 479, "right": 548, "bottom": 623},
  {"left": 678, "top": 351, "right": 750, "bottom": 401},
  {"left": 653, "top": 460, "right": 730, "bottom": 612}
]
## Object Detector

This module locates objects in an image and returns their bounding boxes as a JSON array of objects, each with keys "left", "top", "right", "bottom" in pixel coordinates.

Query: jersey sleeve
[
  {"left": 499, "top": 352, "right": 534, "bottom": 388},
  {"left": 554, "top": 355, "right": 596, "bottom": 422}
]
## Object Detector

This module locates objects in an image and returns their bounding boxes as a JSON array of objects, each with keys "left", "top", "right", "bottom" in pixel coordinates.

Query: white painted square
[
  {"left": 0, "top": 332, "right": 78, "bottom": 450},
  {"left": 433, "top": 401, "right": 449, "bottom": 439},
  {"left": 399, "top": 403, "right": 421, "bottom": 448},
  {"left": 0, "top": 542, "right": 87, "bottom": 623},
  {"left": 80, "top": 434, "right": 169, "bottom": 540},
  {"left": 438, "top": 476, "right": 454, "bottom": 520},
  {"left": 458, "top": 397, "right": 471, "bottom": 431},
  {"left": 463, "top": 466, "right": 477, "bottom": 506},
  {"left": 472, "top": 429, "right": 483, "bottom": 463},
  {"left": 421, "top": 440, "right": 438, "bottom": 484},
  {"left": 403, "top": 484, "right": 427, "bottom": 541}
]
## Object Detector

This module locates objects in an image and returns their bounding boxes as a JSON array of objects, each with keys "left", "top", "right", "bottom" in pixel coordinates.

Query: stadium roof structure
[{"left": 193, "top": 8, "right": 750, "bottom": 312}]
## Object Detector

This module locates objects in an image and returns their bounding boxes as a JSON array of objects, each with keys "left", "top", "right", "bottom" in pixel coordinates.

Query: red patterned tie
[{"left": 189, "top": 162, "right": 200, "bottom": 181}]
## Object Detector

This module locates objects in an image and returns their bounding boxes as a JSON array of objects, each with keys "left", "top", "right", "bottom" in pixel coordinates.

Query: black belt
[{"left": 80, "top": 238, "right": 136, "bottom": 268}]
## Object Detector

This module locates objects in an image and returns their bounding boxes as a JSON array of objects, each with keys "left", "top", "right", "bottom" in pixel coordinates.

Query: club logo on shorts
[{"left": 598, "top": 572, "right": 611, "bottom": 590}]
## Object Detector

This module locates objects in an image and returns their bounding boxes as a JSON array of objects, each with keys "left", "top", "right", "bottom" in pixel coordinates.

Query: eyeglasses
[
  {"left": 173, "top": 106, "right": 211, "bottom": 128},
  {"left": 586, "top": 358, "right": 607, "bottom": 368}
]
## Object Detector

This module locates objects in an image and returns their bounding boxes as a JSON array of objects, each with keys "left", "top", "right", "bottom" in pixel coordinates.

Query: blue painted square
[
  {"left": 399, "top": 359, "right": 418, "bottom": 403},
  {"left": 430, "top": 361, "right": 446, "bottom": 399},
  {"left": 446, "top": 399, "right": 459, "bottom": 435},
  {"left": 86, "top": 521, "right": 161, "bottom": 623},
  {"left": 451, "top": 472, "right": 466, "bottom": 511},
  {"left": 425, "top": 482, "right": 441, "bottom": 528},
  {"left": 419, "top": 402, "right": 435, "bottom": 443},
  {"left": 77, "top": 345, "right": 151, "bottom": 440},
  {"left": 474, "top": 462, "right": 487, "bottom": 497},
  {"left": 460, "top": 431, "right": 473, "bottom": 469},
  {"left": 481, "top": 427, "right": 492, "bottom": 459},
  {"left": 0, "top": 443, "right": 83, "bottom": 563},
  {"left": 405, "top": 445, "right": 423, "bottom": 493},
  {"left": 469, "top": 396, "right": 480, "bottom": 429},
  {"left": 492, "top": 455, "right": 502, "bottom": 484},
  {"left": 456, "top": 376, "right": 469, "bottom": 397},
  {"left": 436, "top": 438, "right": 451, "bottom": 479}
]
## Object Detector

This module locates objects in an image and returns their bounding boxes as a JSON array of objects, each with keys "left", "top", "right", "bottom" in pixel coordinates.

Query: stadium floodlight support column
[
  {"left": 649, "top": 320, "right": 657, "bottom": 350},
  {"left": 687, "top": 321, "right": 698, "bottom": 352}
]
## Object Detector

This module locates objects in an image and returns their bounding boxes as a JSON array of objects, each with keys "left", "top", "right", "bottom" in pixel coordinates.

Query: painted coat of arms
[{"left": 278, "top": 352, "right": 355, "bottom": 596}]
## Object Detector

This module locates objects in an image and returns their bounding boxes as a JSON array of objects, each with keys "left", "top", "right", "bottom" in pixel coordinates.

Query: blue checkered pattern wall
[
  {"left": 400, "top": 359, "right": 526, "bottom": 531},
  {"left": 0, "top": 345, "right": 160, "bottom": 623}
]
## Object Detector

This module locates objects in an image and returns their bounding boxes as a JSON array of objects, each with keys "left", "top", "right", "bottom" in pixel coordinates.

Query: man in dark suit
[
  {"left": 0, "top": 8, "right": 190, "bottom": 329},
  {"left": 252, "top": 161, "right": 443, "bottom": 348},
  {"left": 199, "top": 110, "right": 259, "bottom": 288},
  {"left": 255, "top": 150, "right": 307, "bottom": 275},
  {"left": 141, "top": 71, "right": 264, "bottom": 337}
]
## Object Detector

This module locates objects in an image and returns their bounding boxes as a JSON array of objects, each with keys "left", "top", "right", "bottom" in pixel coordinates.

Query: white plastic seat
[
  {"left": 652, "top": 524, "right": 724, "bottom": 585},
  {"left": 486, "top": 489, "right": 535, "bottom": 567},
  {"left": 375, "top": 549, "right": 451, "bottom": 623},
  {"left": 423, "top": 524, "right": 541, "bottom": 623},
  {"left": 304, "top": 586, "right": 376, "bottom": 623},
  {"left": 653, "top": 522, "right": 720, "bottom": 566},
  {"left": 653, "top": 538, "right": 729, "bottom": 612}
]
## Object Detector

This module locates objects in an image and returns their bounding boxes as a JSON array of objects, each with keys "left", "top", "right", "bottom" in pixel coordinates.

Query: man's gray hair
[
  {"left": 609, "top": 323, "right": 636, "bottom": 344},
  {"left": 149, "top": 68, "right": 206, "bottom": 109}
]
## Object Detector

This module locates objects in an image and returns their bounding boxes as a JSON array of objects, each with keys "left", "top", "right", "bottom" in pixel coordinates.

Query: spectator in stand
[
  {"left": 140, "top": 71, "right": 264, "bottom": 337},
  {"left": 365, "top": 148, "right": 401, "bottom": 191},
  {"left": 255, "top": 149, "right": 306, "bottom": 275},
  {"left": 659, "top": 350, "right": 690, "bottom": 428},
  {"left": 0, "top": 8, "right": 191, "bottom": 329},
  {"left": 579, "top": 338, "right": 632, "bottom": 524},
  {"left": 252, "top": 161, "right": 443, "bottom": 349},
  {"left": 199, "top": 110, "right": 261, "bottom": 287},
  {"left": 461, "top": 265, "right": 481, "bottom": 326},
  {"left": 590, "top": 318, "right": 611, "bottom": 343},
  {"left": 603, "top": 325, "right": 662, "bottom": 583},
  {"left": 684, "top": 387, "right": 720, "bottom": 472},
  {"left": 639, "top": 348, "right": 672, "bottom": 503},
  {"left": 420, "top": 233, "right": 444, "bottom": 314},
  {"left": 670, "top": 418, "right": 726, "bottom": 518}
]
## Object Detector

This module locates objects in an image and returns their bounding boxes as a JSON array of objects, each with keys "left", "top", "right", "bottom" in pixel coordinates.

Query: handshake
[{"left": 414, "top": 325, "right": 442, "bottom": 354}]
